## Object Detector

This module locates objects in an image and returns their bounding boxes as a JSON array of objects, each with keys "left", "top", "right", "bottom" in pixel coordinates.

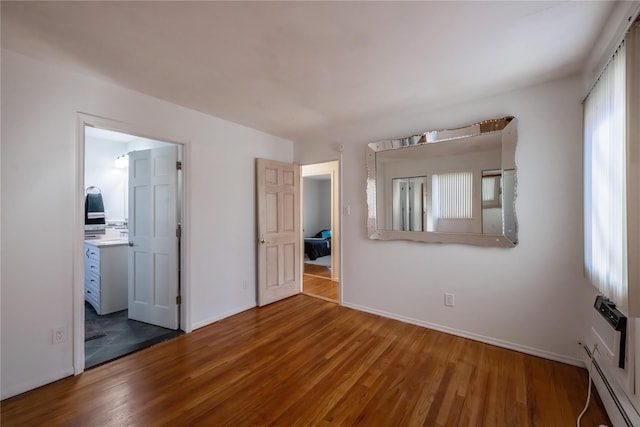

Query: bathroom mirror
[{"left": 366, "top": 117, "right": 518, "bottom": 247}]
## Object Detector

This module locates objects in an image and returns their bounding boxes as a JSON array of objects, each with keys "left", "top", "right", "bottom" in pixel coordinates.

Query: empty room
[{"left": 2, "top": 2, "right": 639, "bottom": 426}]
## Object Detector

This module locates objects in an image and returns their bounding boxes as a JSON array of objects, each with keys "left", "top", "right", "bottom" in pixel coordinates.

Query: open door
[
  {"left": 128, "top": 146, "right": 180, "bottom": 329},
  {"left": 256, "top": 158, "right": 301, "bottom": 306}
]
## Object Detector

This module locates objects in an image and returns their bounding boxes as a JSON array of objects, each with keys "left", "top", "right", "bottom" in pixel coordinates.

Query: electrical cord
[{"left": 577, "top": 343, "right": 598, "bottom": 427}]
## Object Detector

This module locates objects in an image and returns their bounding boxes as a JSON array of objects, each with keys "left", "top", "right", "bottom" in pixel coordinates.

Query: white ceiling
[{"left": 0, "top": 1, "right": 626, "bottom": 144}]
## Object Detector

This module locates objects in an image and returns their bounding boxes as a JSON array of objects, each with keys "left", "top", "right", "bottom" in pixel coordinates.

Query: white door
[
  {"left": 128, "top": 146, "right": 179, "bottom": 329},
  {"left": 256, "top": 158, "right": 301, "bottom": 306}
]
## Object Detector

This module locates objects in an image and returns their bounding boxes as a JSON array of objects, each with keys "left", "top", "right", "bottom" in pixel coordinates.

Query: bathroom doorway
[{"left": 82, "top": 125, "right": 184, "bottom": 369}]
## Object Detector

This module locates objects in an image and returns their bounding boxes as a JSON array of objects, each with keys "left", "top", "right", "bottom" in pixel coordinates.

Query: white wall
[
  {"left": 0, "top": 49, "right": 293, "bottom": 399},
  {"left": 295, "top": 75, "right": 602, "bottom": 364},
  {"left": 303, "top": 177, "right": 331, "bottom": 238}
]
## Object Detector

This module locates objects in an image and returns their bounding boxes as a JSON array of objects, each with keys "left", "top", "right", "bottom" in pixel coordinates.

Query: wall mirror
[{"left": 366, "top": 116, "right": 518, "bottom": 247}]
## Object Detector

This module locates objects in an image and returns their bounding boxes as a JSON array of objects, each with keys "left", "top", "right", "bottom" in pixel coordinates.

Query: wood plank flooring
[
  {"left": 1, "top": 295, "right": 611, "bottom": 426},
  {"left": 303, "top": 273, "right": 338, "bottom": 301},
  {"left": 304, "top": 263, "right": 332, "bottom": 278}
]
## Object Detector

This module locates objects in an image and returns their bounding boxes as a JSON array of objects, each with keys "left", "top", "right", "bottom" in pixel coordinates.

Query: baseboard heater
[
  {"left": 594, "top": 296, "right": 627, "bottom": 369},
  {"left": 583, "top": 344, "right": 636, "bottom": 427}
]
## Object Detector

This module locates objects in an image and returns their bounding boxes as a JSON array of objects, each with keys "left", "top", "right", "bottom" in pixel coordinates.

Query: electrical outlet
[
  {"left": 52, "top": 326, "right": 66, "bottom": 344},
  {"left": 444, "top": 293, "right": 455, "bottom": 307}
]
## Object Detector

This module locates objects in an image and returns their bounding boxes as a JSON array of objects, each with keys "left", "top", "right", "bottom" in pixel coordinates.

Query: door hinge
[
  {"left": 176, "top": 161, "right": 182, "bottom": 170},
  {"left": 176, "top": 295, "right": 182, "bottom": 305},
  {"left": 176, "top": 223, "right": 182, "bottom": 238}
]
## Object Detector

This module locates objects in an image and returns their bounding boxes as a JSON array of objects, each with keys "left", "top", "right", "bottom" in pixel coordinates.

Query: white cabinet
[{"left": 84, "top": 242, "right": 128, "bottom": 315}]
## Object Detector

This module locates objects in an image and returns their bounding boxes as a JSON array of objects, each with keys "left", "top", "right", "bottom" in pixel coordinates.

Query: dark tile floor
[{"left": 84, "top": 302, "right": 183, "bottom": 369}]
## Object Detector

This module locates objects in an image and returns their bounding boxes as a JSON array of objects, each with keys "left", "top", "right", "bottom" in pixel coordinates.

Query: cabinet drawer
[
  {"left": 84, "top": 244, "right": 100, "bottom": 263},
  {"left": 85, "top": 271, "right": 100, "bottom": 294},
  {"left": 85, "top": 258, "right": 100, "bottom": 277},
  {"left": 85, "top": 270, "right": 101, "bottom": 314},
  {"left": 85, "top": 287, "right": 100, "bottom": 312},
  {"left": 85, "top": 286, "right": 99, "bottom": 305}
]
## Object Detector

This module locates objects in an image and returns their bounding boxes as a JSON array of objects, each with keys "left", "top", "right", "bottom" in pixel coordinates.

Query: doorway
[
  {"left": 82, "top": 125, "right": 184, "bottom": 369},
  {"left": 301, "top": 161, "right": 340, "bottom": 303}
]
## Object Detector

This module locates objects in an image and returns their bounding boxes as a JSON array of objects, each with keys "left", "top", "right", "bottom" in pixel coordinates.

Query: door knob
[
  {"left": 128, "top": 241, "right": 134, "bottom": 247},
  {"left": 260, "top": 239, "right": 269, "bottom": 244}
]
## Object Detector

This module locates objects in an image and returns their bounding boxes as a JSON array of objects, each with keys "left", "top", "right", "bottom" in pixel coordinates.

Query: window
[
  {"left": 584, "top": 42, "right": 627, "bottom": 309},
  {"left": 584, "top": 21, "right": 639, "bottom": 316}
]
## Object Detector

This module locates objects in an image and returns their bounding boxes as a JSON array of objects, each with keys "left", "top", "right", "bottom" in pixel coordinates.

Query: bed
[{"left": 304, "top": 230, "right": 331, "bottom": 260}]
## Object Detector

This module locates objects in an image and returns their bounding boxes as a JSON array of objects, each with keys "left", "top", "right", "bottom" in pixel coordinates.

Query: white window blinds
[
  {"left": 583, "top": 42, "right": 628, "bottom": 310},
  {"left": 433, "top": 172, "right": 473, "bottom": 219}
]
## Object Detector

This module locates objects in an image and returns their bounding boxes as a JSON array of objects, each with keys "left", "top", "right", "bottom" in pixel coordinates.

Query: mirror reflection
[
  {"left": 366, "top": 117, "right": 518, "bottom": 247},
  {"left": 392, "top": 176, "right": 427, "bottom": 231}
]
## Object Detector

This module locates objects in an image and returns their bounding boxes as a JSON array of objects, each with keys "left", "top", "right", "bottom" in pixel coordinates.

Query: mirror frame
[{"left": 366, "top": 116, "right": 518, "bottom": 247}]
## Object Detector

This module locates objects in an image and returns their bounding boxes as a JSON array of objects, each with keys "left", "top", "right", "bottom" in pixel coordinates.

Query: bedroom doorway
[{"left": 301, "top": 161, "right": 340, "bottom": 303}]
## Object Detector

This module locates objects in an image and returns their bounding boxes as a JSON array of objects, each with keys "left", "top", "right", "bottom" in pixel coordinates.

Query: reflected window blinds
[{"left": 433, "top": 172, "right": 473, "bottom": 219}]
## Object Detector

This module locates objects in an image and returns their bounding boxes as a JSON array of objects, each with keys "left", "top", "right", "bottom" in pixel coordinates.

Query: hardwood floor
[
  {"left": 1, "top": 295, "right": 610, "bottom": 426},
  {"left": 304, "top": 262, "right": 331, "bottom": 278},
  {"left": 303, "top": 273, "right": 338, "bottom": 301}
]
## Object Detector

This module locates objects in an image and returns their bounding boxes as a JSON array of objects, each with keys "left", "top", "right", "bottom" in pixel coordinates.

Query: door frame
[
  {"left": 300, "top": 160, "right": 341, "bottom": 304},
  {"left": 73, "top": 113, "right": 191, "bottom": 374}
]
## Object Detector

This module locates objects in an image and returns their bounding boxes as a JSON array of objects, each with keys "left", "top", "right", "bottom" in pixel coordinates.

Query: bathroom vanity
[{"left": 84, "top": 240, "right": 128, "bottom": 315}]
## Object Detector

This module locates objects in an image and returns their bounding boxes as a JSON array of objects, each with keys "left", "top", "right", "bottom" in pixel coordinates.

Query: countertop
[{"left": 84, "top": 238, "right": 129, "bottom": 247}]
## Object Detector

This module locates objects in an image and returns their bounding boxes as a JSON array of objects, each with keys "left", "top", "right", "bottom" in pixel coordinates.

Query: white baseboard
[
  {"left": 1, "top": 367, "right": 74, "bottom": 400},
  {"left": 581, "top": 345, "right": 640, "bottom": 427},
  {"left": 191, "top": 302, "right": 257, "bottom": 331},
  {"left": 342, "top": 301, "right": 583, "bottom": 367}
]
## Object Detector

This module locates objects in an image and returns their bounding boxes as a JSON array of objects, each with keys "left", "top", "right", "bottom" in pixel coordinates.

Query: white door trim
[
  {"left": 301, "top": 159, "right": 342, "bottom": 305},
  {"left": 74, "top": 113, "right": 191, "bottom": 375}
]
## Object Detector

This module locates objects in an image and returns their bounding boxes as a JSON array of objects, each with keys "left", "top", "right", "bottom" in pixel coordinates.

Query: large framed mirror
[{"left": 366, "top": 116, "right": 518, "bottom": 247}]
